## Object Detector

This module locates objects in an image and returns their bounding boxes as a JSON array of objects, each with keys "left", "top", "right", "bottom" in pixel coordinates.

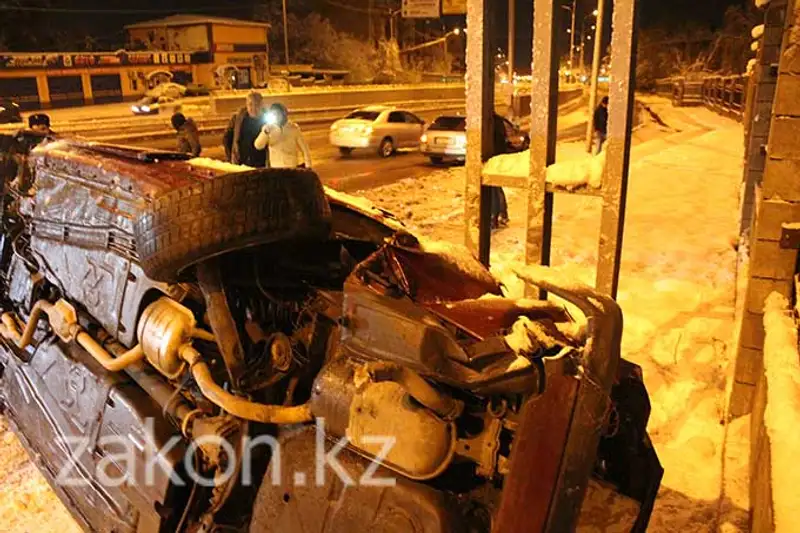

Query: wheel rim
[{"left": 382, "top": 140, "right": 393, "bottom": 157}]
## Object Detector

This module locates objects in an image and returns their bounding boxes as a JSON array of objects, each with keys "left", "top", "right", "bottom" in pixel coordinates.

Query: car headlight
[
  {"left": 131, "top": 105, "right": 139, "bottom": 112},
  {"left": 141, "top": 105, "right": 151, "bottom": 113},
  {"left": 360, "top": 125, "right": 373, "bottom": 136},
  {"left": 420, "top": 134, "right": 428, "bottom": 143}
]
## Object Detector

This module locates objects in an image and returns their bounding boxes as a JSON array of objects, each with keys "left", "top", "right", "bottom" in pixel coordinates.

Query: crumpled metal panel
[
  {"left": 31, "top": 139, "right": 217, "bottom": 202},
  {"left": 31, "top": 237, "right": 130, "bottom": 339},
  {"left": 32, "top": 166, "right": 138, "bottom": 236}
]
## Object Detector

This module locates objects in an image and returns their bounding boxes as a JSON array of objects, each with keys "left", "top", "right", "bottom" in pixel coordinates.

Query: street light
[{"left": 561, "top": 1, "right": 577, "bottom": 83}]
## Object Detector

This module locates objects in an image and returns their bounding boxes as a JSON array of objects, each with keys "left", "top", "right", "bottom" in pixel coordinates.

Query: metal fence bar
[
  {"left": 523, "top": 0, "right": 559, "bottom": 297},
  {"left": 464, "top": 0, "right": 495, "bottom": 265},
  {"left": 595, "top": 0, "right": 639, "bottom": 298}
]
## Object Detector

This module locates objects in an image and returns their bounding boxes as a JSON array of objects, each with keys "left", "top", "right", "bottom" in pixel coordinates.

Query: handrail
[{"left": 654, "top": 74, "right": 748, "bottom": 122}]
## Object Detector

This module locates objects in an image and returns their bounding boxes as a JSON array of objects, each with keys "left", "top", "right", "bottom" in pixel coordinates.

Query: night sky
[{"left": 0, "top": 0, "right": 749, "bottom": 57}]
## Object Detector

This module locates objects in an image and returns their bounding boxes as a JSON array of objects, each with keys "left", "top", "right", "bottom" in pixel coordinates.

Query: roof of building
[{"left": 124, "top": 14, "right": 268, "bottom": 30}]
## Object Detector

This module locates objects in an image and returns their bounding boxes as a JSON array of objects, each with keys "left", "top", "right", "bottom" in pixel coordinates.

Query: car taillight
[
  {"left": 362, "top": 125, "right": 373, "bottom": 135},
  {"left": 420, "top": 134, "right": 428, "bottom": 143},
  {"left": 455, "top": 134, "right": 466, "bottom": 147}
]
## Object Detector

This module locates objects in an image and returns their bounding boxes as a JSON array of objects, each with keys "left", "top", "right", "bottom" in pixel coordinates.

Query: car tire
[
  {"left": 339, "top": 147, "right": 353, "bottom": 157},
  {"left": 133, "top": 168, "right": 332, "bottom": 282},
  {"left": 429, "top": 156, "right": 443, "bottom": 165},
  {"left": 378, "top": 137, "right": 394, "bottom": 158}
]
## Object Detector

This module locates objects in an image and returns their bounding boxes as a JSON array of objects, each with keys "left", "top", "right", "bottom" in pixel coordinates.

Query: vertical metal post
[
  {"left": 508, "top": 0, "right": 516, "bottom": 78},
  {"left": 465, "top": 0, "right": 495, "bottom": 265},
  {"left": 282, "top": 0, "right": 290, "bottom": 66},
  {"left": 569, "top": 0, "right": 577, "bottom": 78},
  {"left": 264, "top": 26, "right": 271, "bottom": 86},
  {"left": 596, "top": 0, "right": 639, "bottom": 298},
  {"left": 524, "top": 0, "right": 559, "bottom": 298},
  {"left": 368, "top": 0, "right": 374, "bottom": 44},
  {"left": 586, "top": 0, "right": 606, "bottom": 152}
]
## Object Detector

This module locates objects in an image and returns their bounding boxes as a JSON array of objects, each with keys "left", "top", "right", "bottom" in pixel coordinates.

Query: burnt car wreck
[{"left": 0, "top": 135, "right": 662, "bottom": 532}]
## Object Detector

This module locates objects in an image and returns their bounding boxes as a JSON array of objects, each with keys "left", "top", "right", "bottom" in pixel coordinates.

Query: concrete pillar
[
  {"left": 81, "top": 72, "right": 94, "bottom": 106},
  {"left": 35, "top": 74, "right": 50, "bottom": 108},
  {"left": 731, "top": 0, "right": 798, "bottom": 418}
]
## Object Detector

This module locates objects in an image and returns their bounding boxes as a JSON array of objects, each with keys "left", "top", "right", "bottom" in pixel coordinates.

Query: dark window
[
  {"left": 346, "top": 110, "right": 380, "bottom": 121},
  {"left": 428, "top": 116, "right": 466, "bottom": 131},
  {"left": 403, "top": 112, "right": 423, "bottom": 124},
  {"left": 387, "top": 111, "right": 405, "bottom": 123}
]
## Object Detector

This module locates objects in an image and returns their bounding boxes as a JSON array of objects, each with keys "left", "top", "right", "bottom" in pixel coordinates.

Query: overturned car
[{"left": 0, "top": 136, "right": 662, "bottom": 532}]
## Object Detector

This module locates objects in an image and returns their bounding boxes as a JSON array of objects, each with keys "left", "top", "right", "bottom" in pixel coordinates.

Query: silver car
[
  {"left": 420, "top": 114, "right": 530, "bottom": 164},
  {"left": 329, "top": 106, "right": 425, "bottom": 158}
]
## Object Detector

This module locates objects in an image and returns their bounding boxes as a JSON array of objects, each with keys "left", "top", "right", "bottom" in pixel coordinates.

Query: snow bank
[
  {"left": 755, "top": 0, "right": 771, "bottom": 7},
  {"left": 482, "top": 147, "right": 606, "bottom": 191},
  {"left": 751, "top": 24, "right": 765, "bottom": 39},
  {"left": 505, "top": 316, "right": 537, "bottom": 353},
  {"left": 417, "top": 236, "right": 500, "bottom": 288},
  {"left": 761, "top": 293, "right": 800, "bottom": 533},
  {"left": 747, "top": 59, "right": 757, "bottom": 75}
]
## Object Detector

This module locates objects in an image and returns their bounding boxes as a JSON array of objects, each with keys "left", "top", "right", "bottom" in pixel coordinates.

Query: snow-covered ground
[
  {"left": 0, "top": 98, "right": 750, "bottom": 531},
  {"left": 357, "top": 101, "right": 751, "bottom": 531}
]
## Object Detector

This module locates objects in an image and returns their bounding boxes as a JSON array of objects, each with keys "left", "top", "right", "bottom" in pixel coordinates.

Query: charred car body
[{"left": 0, "top": 136, "right": 662, "bottom": 532}]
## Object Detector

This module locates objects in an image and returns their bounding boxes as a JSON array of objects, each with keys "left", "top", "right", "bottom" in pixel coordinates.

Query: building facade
[{"left": 0, "top": 15, "right": 268, "bottom": 110}]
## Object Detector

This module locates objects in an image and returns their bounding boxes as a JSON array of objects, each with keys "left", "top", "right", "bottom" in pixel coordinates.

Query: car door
[
  {"left": 386, "top": 111, "right": 408, "bottom": 146},
  {"left": 403, "top": 112, "right": 426, "bottom": 147}
]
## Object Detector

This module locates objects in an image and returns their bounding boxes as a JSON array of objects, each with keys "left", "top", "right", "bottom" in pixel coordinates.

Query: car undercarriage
[{"left": 0, "top": 134, "right": 662, "bottom": 532}]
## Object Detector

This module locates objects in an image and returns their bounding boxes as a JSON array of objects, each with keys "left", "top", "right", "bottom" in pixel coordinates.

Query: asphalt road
[
  {"left": 134, "top": 109, "right": 467, "bottom": 192},
  {"left": 134, "top": 106, "right": 590, "bottom": 193}
]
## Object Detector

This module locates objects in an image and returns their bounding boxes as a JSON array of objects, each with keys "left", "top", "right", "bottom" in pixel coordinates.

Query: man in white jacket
[{"left": 254, "top": 103, "right": 312, "bottom": 169}]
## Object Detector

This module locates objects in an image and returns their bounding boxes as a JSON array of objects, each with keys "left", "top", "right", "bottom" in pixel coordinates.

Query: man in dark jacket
[
  {"left": 171, "top": 112, "right": 201, "bottom": 157},
  {"left": 490, "top": 113, "right": 510, "bottom": 229},
  {"left": 593, "top": 96, "right": 609, "bottom": 154},
  {"left": 222, "top": 91, "right": 268, "bottom": 167},
  {"left": 27, "top": 113, "right": 53, "bottom": 135}
]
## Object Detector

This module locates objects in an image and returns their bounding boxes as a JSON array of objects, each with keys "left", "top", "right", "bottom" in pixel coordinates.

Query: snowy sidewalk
[{"left": 360, "top": 105, "right": 750, "bottom": 532}]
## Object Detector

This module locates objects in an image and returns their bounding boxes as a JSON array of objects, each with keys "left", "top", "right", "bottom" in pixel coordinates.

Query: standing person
[
  {"left": 222, "top": 91, "right": 268, "bottom": 167},
  {"left": 490, "top": 113, "right": 510, "bottom": 229},
  {"left": 171, "top": 112, "right": 201, "bottom": 157},
  {"left": 254, "top": 103, "right": 312, "bottom": 169},
  {"left": 593, "top": 96, "right": 609, "bottom": 154}
]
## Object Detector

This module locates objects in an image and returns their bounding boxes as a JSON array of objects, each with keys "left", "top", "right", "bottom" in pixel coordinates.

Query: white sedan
[{"left": 329, "top": 106, "right": 425, "bottom": 158}]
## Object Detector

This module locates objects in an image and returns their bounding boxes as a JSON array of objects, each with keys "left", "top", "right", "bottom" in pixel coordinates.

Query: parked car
[
  {"left": 420, "top": 114, "right": 530, "bottom": 164},
  {"left": 0, "top": 99, "right": 22, "bottom": 124},
  {"left": 130, "top": 95, "right": 162, "bottom": 115},
  {"left": 0, "top": 137, "right": 662, "bottom": 533},
  {"left": 329, "top": 106, "right": 426, "bottom": 158},
  {"left": 146, "top": 81, "right": 187, "bottom": 100}
]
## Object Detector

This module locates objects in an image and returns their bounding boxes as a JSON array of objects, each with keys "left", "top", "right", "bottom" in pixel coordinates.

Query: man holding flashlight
[
  {"left": 222, "top": 91, "right": 268, "bottom": 167},
  {"left": 254, "top": 103, "right": 312, "bottom": 169}
]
